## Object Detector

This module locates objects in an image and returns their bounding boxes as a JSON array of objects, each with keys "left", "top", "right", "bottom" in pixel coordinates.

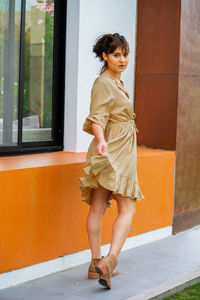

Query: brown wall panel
[
  {"left": 136, "top": 0, "right": 181, "bottom": 74},
  {"left": 135, "top": 76, "right": 178, "bottom": 150},
  {"left": 135, "top": 0, "right": 181, "bottom": 150},
  {"left": 173, "top": 0, "right": 200, "bottom": 232},
  {"left": 175, "top": 75, "right": 200, "bottom": 215},
  {"left": 173, "top": 209, "right": 200, "bottom": 234},
  {"left": 178, "top": 1, "right": 200, "bottom": 75}
]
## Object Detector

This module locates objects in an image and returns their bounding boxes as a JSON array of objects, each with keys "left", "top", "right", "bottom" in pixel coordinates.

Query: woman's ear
[{"left": 102, "top": 52, "right": 107, "bottom": 61}]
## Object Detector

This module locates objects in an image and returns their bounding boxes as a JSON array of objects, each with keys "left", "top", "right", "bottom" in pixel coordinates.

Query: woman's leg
[
  {"left": 109, "top": 195, "right": 136, "bottom": 257},
  {"left": 86, "top": 185, "right": 111, "bottom": 258},
  {"left": 95, "top": 195, "right": 136, "bottom": 288}
]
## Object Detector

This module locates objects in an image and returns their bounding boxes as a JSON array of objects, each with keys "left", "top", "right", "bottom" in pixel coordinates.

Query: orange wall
[{"left": 0, "top": 149, "right": 175, "bottom": 274}]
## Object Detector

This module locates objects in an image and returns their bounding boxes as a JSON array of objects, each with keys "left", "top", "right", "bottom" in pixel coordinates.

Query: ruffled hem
[{"left": 79, "top": 154, "right": 145, "bottom": 207}]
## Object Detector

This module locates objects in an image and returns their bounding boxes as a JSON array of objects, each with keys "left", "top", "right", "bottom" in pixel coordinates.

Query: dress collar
[{"left": 101, "top": 72, "right": 129, "bottom": 99}]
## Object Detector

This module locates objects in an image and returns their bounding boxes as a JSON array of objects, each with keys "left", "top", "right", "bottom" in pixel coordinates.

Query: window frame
[{"left": 0, "top": 0, "right": 67, "bottom": 156}]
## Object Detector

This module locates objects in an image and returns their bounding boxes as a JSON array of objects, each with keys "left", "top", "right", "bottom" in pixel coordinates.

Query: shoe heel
[
  {"left": 95, "top": 261, "right": 107, "bottom": 276},
  {"left": 99, "top": 277, "right": 111, "bottom": 289}
]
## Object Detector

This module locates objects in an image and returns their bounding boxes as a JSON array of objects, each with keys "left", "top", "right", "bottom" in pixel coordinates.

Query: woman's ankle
[
  {"left": 108, "top": 251, "right": 119, "bottom": 258},
  {"left": 92, "top": 256, "right": 102, "bottom": 260}
]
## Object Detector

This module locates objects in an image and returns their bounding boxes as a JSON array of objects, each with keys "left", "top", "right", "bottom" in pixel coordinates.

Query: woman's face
[{"left": 102, "top": 46, "right": 129, "bottom": 74}]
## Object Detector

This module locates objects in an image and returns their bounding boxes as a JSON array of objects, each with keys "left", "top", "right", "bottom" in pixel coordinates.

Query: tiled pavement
[{"left": 0, "top": 226, "right": 200, "bottom": 300}]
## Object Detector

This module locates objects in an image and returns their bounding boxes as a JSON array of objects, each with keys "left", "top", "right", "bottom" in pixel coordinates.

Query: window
[{"left": 0, "top": 0, "right": 66, "bottom": 155}]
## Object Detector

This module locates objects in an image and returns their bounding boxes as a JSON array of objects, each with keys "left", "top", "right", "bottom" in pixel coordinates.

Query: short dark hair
[{"left": 93, "top": 33, "right": 129, "bottom": 73}]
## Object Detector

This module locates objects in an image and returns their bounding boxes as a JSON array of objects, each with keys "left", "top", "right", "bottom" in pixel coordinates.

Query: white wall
[
  {"left": 64, "top": 0, "right": 138, "bottom": 152},
  {"left": 64, "top": 0, "right": 80, "bottom": 151}
]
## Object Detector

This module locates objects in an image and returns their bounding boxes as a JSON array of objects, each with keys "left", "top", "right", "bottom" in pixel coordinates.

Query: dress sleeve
[{"left": 83, "top": 80, "right": 113, "bottom": 135}]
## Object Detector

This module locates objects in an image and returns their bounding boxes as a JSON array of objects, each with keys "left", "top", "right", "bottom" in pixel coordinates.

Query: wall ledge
[{"left": 0, "top": 147, "right": 174, "bottom": 172}]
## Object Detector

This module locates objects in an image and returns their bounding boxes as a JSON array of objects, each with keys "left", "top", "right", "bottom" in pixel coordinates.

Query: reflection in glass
[
  {"left": 22, "top": 0, "right": 54, "bottom": 142},
  {"left": 0, "top": 0, "right": 21, "bottom": 145}
]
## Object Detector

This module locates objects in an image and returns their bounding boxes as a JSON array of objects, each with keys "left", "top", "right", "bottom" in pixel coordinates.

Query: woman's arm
[{"left": 91, "top": 122, "right": 107, "bottom": 155}]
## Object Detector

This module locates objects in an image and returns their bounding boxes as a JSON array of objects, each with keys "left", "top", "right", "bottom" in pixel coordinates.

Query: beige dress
[{"left": 79, "top": 72, "right": 145, "bottom": 207}]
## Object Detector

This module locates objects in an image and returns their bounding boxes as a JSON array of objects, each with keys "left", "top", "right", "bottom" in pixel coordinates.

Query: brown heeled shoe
[
  {"left": 88, "top": 256, "right": 119, "bottom": 279},
  {"left": 95, "top": 254, "right": 118, "bottom": 289}
]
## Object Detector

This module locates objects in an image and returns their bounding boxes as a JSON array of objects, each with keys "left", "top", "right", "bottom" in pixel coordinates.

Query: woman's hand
[
  {"left": 96, "top": 141, "right": 107, "bottom": 155},
  {"left": 91, "top": 122, "right": 108, "bottom": 155}
]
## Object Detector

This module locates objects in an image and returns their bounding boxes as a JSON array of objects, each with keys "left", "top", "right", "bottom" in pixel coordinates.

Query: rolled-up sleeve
[{"left": 83, "top": 80, "right": 113, "bottom": 135}]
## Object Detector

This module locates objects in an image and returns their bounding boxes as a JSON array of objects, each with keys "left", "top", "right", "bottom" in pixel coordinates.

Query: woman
[{"left": 79, "top": 33, "right": 144, "bottom": 289}]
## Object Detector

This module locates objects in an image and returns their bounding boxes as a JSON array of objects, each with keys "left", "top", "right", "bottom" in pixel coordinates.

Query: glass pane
[
  {"left": 0, "top": 0, "right": 21, "bottom": 146},
  {"left": 22, "top": 0, "right": 54, "bottom": 142}
]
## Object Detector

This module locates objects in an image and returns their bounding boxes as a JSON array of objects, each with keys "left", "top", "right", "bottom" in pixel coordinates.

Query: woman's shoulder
[{"left": 92, "top": 73, "right": 115, "bottom": 89}]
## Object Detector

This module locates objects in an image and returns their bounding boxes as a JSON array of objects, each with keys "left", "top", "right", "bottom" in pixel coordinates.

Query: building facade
[{"left": 0, "top": 0, "right": 199, "bottom": 289}]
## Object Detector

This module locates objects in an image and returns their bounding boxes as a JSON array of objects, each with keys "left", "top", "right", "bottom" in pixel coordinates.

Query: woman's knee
[
  {"left": 115, "top": 194, "right": 136, "bottom": 217},
  {"left": 90, "top": 187, "right": 110, "bottom": 215},
  {"left": 90, "top": 200, "right": 107, "bottom": 216}
]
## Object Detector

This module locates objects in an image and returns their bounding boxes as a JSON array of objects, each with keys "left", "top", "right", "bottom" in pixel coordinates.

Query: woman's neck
[{"left": 103, "top": 69, "right": 121, "bottom": 80}]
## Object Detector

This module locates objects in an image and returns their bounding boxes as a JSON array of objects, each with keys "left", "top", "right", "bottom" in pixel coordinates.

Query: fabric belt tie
[{"left": 127, "top": 120, "right": 138, "bottom": 152}]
